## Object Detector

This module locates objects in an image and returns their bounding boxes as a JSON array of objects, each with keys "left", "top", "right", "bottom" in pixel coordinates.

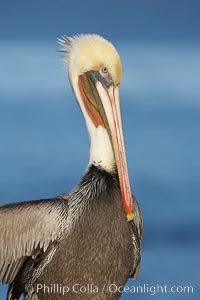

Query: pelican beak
[{"left": 78, "top": 71, "right": 134, "bottom": 222}]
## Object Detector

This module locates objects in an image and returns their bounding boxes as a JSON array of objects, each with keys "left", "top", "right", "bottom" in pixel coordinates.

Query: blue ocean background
[{"left": 0, "top": 0, "right": 200, "bottom": 299}]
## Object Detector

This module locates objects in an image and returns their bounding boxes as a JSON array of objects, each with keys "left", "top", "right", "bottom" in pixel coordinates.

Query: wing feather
[
  {"left": 0, "top": 195, "right": 69, "bottom": 284},
  {"left": 130, "top": 195, "right": 142, "bottom": 278}
]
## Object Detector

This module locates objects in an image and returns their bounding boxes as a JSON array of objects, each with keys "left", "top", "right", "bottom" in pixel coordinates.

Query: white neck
[{"left": 88, "top": 124, "right": 115, "bottom": 172}]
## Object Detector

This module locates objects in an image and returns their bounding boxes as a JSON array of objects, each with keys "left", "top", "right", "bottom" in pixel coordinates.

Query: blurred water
[{"left": 0, "top": 41, "right": 200, "bottom": 299}]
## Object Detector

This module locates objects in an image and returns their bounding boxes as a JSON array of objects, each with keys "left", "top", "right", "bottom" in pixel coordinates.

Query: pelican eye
[
  {"left": 101, "top": 66, "right": 108, "bottom": 73},
  {"left": 98, "top": 66, "right": 113, "bottom": 85},
  {"left": 99, "top": 66, "right": 111, "bottom": 79}
]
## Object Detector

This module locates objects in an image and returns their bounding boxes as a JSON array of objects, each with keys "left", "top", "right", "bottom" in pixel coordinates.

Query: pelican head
[{"left": 59, "top": 34, "right": 133, "bottom": 221}]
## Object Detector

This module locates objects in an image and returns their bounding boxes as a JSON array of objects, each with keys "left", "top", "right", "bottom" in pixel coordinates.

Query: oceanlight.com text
[{"left": 36, "top": 283, "right": 194, "bottom": 296}]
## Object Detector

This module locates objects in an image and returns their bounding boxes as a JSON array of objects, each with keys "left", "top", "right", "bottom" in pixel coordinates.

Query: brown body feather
[{"left": 0, "top": 166, "right": 141, "bottom": 300}]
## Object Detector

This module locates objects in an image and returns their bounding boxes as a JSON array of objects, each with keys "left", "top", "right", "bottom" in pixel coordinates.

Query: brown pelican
[{"left": 0, "top": 34, "right": 142, "bottom": 300}]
